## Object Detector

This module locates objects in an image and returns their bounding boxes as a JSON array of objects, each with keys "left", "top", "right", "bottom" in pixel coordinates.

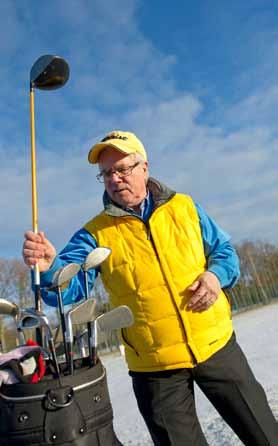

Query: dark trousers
[{"left": 130, "top": 333, "right": 278, "bottom": 445}]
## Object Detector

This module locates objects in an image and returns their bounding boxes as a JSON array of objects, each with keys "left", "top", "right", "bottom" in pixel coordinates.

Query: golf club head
[
  {"left": 82, "top": 247, "right": 111, "bottom": 272},
  {"left": 17, "top": 309, "right": 51, "bottom": 336},
  {"left": 66, "top": 299, "right": 97, "bottom": 344},
  {"left": 0, "top": 298, "right": 19, "bottom": 317},
  {"left": 30, "top": 55, "right": 70, "bottom": 90},
  {"left": 96, "top": 305, "right": 134, "bottom": 332},
  {"left": 52, "top": 263, "right": 81, "bottom": 289},
  {"left": 19, "top": 307, "right": 44, "bottom": 322},
  {"left": 68, "top": 299, "right": 97, "bottom": 326}
]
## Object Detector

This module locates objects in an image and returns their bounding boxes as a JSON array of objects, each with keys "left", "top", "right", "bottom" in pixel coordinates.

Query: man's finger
[
  {"left": 24, "top": 247, "right": 44, "bottom": 258},
  {"left": 38, "top": 231, "right": 46, "bottom": 242},
  {"left": 187, "top": 284, "right": 208, "bottom": 307},
  {"left": 24, "top": 231, "right": 41, "bottom": 243},
  {"left": 188, "top": 296, "right": 206, "bottom": 309},
  {"left": 191, "top": 297, "right": 215, "bottom": 313}
]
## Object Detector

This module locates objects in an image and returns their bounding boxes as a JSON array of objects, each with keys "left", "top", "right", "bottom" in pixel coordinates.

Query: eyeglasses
[{"left": 96, "top": 161, "right": 140, "bottom": 183}]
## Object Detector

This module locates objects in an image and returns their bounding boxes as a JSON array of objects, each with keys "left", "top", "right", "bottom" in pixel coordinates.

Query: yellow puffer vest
[{"left": 85, "top": 180, "right": 233, "bottom": 371}]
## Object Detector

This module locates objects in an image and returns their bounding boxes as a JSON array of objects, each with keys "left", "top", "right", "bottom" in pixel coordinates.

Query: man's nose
[{"left": 109, "top": 171, "right": 122, "bottom": 182}]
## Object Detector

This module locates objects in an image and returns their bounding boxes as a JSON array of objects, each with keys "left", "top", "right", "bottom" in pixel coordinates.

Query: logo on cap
[{"left": 101, "top": 135, "right": 128, "bottom": 143}]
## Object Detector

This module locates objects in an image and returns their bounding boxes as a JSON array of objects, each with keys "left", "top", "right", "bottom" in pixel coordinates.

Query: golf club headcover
[
  {"left": 0, "top": 343, "right": 44, "bottom": 384},
  {"left": 26, "top": 339, "right": 46, "bottom": 382}
]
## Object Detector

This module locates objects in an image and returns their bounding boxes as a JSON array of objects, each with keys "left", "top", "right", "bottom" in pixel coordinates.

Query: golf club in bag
[
  {"left": 65, "top": 298, "right": 97, "bottom": 375},
  {"left": 51, "top": 262, "right": 82, "bottom": 373},
  {"left": 17, "top": 308, "right": 61, "bottom": 383},
  {"left": 0, "top": 298, "right": 25, "bottom": 346},
  {"left": 74, "top": 305, "right": 134, "bottom": 364},
  {"left": 81, "top": 248, "right": 111, "bottom": 362},
  {"left": 92, "top": 305, "right": 134, "bottom": 364}
]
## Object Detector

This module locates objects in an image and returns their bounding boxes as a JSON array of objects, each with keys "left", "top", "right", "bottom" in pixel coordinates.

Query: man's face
[{"left": 98, "top": 147, "right": 148, "bottom": 209}]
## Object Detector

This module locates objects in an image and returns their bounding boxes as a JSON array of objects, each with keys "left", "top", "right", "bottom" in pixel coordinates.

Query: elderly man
[{"left": 23, "top": 131, "right": 278, "bottom": 446}]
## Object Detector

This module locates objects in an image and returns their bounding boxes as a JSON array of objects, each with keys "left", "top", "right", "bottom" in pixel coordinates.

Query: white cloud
[
  {"left": 1, "top": 0, "right": 278, "bottom": 259},
  {"left": 225, "top": 85, "right": 278, "bottom": 128}
]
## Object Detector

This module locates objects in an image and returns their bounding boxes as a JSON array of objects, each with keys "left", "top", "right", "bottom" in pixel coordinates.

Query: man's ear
[{"left": 142, "top": 161, "right": 148, "bottom": 173}]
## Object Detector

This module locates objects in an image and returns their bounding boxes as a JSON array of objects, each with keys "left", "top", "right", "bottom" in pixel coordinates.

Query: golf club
[
  {"left": 81, "top": 247, "right": 111, "bottom": 362},
  {"left": 29, "top": 55, "right": 69, "bottom": 343},
  {"left": 92, "top": 305, "right": 134, "bottom": 364},
  {"left": 0, "top": 298, "right": 19, "bottom": 317},
  {"left": 65, "top": 299, "right": 97, "bottom": 374},
  {"left": 76, "top": 305, "right": 134, "bottom": 365},
  {"left": 51, "top": 263, "right": 80, "bottom": 373},
  {"left": 0, "top": 298, "right": 25, "bottom": 346},
  {"left": 96, "top": 305, "right": 134, "bottom": 332},
  {"left": 18, "top": 309, "right": 61, "bottom": 383}
]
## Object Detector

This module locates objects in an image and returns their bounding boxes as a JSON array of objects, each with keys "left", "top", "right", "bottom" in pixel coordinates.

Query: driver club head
[
  {"left": 82, "top": 247, "right": 111, "bottom": 272},
  {"left": 52, "top": 263, "right": 81, "bottom": 289},
  {"left": 30, "top": 54, "right": 70, "bottom": 90}
]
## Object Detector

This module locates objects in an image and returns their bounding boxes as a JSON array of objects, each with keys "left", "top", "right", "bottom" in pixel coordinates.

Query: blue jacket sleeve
[
  {"left": 40, "top": 228, "right": 98, "bottom": 307},
  {"left": 195, "top": 203, "right": 240, "bottom": 288}
]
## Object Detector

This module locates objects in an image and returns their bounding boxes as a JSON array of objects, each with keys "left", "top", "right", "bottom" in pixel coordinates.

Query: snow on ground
[{"left": 101, "top": 302, "right": 278, "bottom": 445}]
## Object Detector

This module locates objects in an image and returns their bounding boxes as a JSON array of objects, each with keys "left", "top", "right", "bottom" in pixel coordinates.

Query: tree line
[
  {"left": 228, "top": 241, "right": 278, "bottom": 310},
  {"left": 0, "top": 240, "right": 277, "bottom": 352}
]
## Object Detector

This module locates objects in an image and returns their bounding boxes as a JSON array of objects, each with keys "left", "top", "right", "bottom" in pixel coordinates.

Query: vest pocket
[{"left": 121, "top": 328, "right": 139, "bottom": 356}]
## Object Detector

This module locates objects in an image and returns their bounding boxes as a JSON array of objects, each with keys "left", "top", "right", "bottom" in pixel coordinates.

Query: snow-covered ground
[{"left": 101, "top": 302, "right": 278, "bottom": 445}]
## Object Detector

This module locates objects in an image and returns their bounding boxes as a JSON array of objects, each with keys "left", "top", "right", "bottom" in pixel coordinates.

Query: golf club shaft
[
  {"left": 30, "top": 87, "right": 43, "bottom": 345},
  {"left": 65, "top": 319, "right": 74, "bottom": 375},
  {"left": 48, "top": 338, "right": 62, "bottom": 385},
  {"left": 76, "top": 330, "right": 87, "bottom": 358},
  {"left": 56, "top": 287, "right": 70, "bottom": 372},
  {"left": 83, "top": 270, "right": 94, "bottom": 362},
  {"left": 66, "top": 339, "right": 74, "bottom": 375},
  {"left": 92, "top": 320, "right": 98, "bottom": 365}
]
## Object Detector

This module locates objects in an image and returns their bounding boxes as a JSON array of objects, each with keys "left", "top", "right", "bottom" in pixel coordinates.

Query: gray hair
[{"left": 132, "top": 153, "right": 149, "bottom": 181}]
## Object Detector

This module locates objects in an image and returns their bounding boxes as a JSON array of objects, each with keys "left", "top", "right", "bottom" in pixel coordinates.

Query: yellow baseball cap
[{"left": 88, "top": 130, "right": 147, "bottom": 164}]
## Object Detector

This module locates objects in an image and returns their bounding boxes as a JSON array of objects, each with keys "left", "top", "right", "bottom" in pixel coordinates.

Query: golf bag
[{"left": 0, "top": 358, "right": 122, "bottom": 446}]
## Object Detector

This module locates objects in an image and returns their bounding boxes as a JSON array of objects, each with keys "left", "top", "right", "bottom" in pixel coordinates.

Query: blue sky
[{"left": 1, "top": 0, "right": 278, "bottom": 258}]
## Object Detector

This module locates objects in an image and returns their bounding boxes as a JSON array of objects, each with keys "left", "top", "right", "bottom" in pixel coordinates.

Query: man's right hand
[{"left": 22, "top": 231, "right": 57, "bottom": 272}]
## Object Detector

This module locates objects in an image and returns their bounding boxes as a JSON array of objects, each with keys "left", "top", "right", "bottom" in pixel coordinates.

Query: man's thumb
[{"left": 188, "top": 280, "right": 200, "bottom": 292}]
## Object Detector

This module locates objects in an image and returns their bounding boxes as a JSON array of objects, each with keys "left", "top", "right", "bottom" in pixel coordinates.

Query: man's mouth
[{"left": 114, "top": 188, "right": 129, "bottom": 193}]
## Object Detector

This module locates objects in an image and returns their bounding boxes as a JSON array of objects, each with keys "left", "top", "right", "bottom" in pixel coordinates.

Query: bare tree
[
  {"left": 0, "top": 258, "right": 34, "bottom": 351},
  {"left": 231, "top": 241, "right": 278, "bottom": 311}
]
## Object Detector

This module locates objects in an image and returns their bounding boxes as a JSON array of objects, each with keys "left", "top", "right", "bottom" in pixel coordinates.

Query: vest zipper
[{"left": 145, "top": 219, "right": 197, "bottom": 366}]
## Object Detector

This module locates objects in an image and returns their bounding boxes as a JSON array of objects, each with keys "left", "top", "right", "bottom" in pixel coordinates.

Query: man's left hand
[{"left": 187, "top": 271, "right": 221, "bottom": 312}]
